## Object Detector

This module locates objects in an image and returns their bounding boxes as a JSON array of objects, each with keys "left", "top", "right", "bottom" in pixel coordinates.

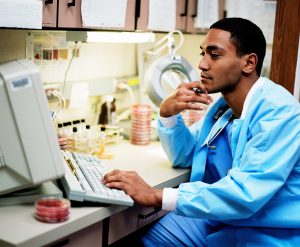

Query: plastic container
[
  {"left": 130, "top": 104, "right": 152, "bottom": 145},
  {"left": 35, "top": 197, "right": 70, "bottom": 223}
]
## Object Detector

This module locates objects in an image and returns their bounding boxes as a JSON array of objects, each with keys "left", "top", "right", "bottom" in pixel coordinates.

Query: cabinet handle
[
  {"left": 68, "top": 0, "right": 76, "bottom": 7},
  {"left": 135, "top": 0, "right": 141, "bottom": 19},
  {"left": 192, "top": 0, "right": 198, "bottom": 17},
  {"left": 138, "top": 207, "right": 161, "bottom": 219},
  {"left": 45, "top": 0, "right": 53, "bottom": 5},
  {"left": 180, "top": 0, "right": 188, "bottom": 17}
]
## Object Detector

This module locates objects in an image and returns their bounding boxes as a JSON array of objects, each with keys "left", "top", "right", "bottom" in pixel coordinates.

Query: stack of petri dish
[
  {"left": 181, "top": 109, "right": 204, "bottom": 126},
  {"left": 130, "top": 104, "right": 152, "bottom": 145},
  {"left": 35, "top": 197, "right": 70, "bottom": 223}
]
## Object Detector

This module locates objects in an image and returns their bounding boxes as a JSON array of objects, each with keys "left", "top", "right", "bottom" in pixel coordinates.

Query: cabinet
[
  {"left": 42, "top": 0, "right": 57, "bottom": 28},
  {"left": 136, "top": 0, "right": 188, "bottom": 32},
  {"left": 42, "top": 0, "right": 82, "bottom": 28},
  {"left": 176, "top": 0, "right": 189, "bottom": 31},
  {"left": 58, "top": 0, "right": 82, "bottom": 28},
  {"left": 108, "top": 205, "right": 167, "bottom": 245},
  {"left": 45, "top": 221, "right": 103, "bottom": 247},
  {"left": 185, "top": 0, "right": 225, "bottom": 34},
  {"left": 42, "top": 0, "right": 136, "bottom": 30},
  {"left": 122, "top": 0, "right": 137, "bottom": 31}
]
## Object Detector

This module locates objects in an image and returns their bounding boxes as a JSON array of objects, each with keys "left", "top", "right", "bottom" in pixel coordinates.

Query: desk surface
[{"left": 0, "top": 141, "right": 190, "bottom": 247}]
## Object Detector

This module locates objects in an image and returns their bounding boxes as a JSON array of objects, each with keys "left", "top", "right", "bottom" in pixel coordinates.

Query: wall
[
  {"left": 0, "top": 30, "right": 203, "bottom": 83},
  {"left": 0, "top": 30, "right": 137, "bottom": 82},
  {"left": 0, "top": 29, "right": 204, "bottom": 124},
  {"left": 1, "top": 29, "right": 275, "bottom": 122},
  {"left": 0, "top": 30, "right": 27, "bottom": 63},
  {"left": 0, "top": 29, "right": 275, "bottom": 124}
]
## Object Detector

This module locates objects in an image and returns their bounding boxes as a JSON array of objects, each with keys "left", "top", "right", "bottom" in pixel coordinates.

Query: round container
[
  {"left": 130, "top": 104, "right": 152, "bottom": 145},
  {"left": 181, "top": 109, "right": 204, "bottom": 126},
  {"left": 35, "top": 197, "right": 70, "bottom": 223}
]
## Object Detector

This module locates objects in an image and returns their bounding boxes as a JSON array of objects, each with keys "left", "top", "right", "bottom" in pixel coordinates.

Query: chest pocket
[{"left": 203, "top": 120, "right": 233, "bottom": 183}]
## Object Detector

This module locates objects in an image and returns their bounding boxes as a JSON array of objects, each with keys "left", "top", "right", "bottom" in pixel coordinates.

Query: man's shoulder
[{"left": 252, "top": 78, "right": 299, "bottom": 110}]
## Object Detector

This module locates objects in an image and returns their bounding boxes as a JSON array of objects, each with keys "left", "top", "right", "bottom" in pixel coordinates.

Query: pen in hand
[{"left": 192, "top": 87, "right": 205, "bottom": 95}]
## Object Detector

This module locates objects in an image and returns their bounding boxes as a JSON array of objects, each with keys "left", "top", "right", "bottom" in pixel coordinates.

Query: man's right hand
[
  {"left": 58, "top": 135, "right": 68, "bottom": 150},
  {"left": 159, "top": 81, "right": 213, "bottom": 118}
]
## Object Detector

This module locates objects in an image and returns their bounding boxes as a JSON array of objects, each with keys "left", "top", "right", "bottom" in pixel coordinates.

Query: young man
[{"left": 103, "top": 18, "right": 300, "bottom": 246}]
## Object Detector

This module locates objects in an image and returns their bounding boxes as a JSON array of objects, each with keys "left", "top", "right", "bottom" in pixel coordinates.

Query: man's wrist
[
  {"left": 153, "top": 189, "right": 163, "bottom": 208},
  {"left": 162, "top": 188, "right": 178, "bottom": 211},
  {"left": 159, "top": 114, "right": 178, "bottom": 128}
]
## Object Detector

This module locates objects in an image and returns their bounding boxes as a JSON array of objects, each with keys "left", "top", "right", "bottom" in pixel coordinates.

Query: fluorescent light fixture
[{"left": 66, "top": 31, "right": 156, "bottom": 43}]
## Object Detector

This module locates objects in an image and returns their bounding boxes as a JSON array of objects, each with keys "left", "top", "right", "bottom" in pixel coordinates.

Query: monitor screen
[{"left": 0, "top": 59, "right": 65, "bottom": 196}]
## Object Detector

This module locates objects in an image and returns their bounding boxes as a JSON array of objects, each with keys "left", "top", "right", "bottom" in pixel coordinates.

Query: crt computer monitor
[{"left": 0, "top": 59, "right": 65, "bottom": 196}]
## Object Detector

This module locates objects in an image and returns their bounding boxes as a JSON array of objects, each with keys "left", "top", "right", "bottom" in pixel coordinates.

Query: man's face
[{"left": 198, "top": 28, "right": 245, "bottom": 94}]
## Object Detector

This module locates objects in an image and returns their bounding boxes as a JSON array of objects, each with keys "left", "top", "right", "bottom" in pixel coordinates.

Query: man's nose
[{"left": 198, "top": 57, "right": 209, "bottom": 71}]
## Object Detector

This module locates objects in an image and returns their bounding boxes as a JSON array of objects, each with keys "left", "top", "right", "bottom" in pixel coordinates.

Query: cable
[
  {"left": 144, "top": 30, "right": 184, "bottom": 57},
  {"left": 117, "top": 81, "right": 136, "bottom": 105},
  {"left": 52, "top": 90, "right": 66, "bottom": 111},
  {"left": 115, "top": 81, "right": 136, "bottom": 123},
  {"left": 62, "top": 41, "right": 78, "bottom": 96},
  {"left": 46, "top": 90, "right": 61, "bottom": 120},
  {"left": 170, "top": 30, "right": 184, "bottom": 56},
  {"left": 46, "top": 89, "right": 66, "bottom": 120}
]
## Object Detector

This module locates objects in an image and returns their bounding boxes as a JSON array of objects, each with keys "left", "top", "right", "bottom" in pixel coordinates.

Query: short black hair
[{"left": 210, "top": 18, "right": 266, "bottom": 76}]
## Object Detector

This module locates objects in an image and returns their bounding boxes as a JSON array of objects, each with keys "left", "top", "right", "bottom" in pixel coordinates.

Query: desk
[{"left": 0, "top": 141, "right": 190, "bottom": 247}]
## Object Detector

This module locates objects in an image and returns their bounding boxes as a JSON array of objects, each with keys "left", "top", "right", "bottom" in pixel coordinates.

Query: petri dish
[{"left": 35, "top": 197, "right": 70, "bottom": 223}]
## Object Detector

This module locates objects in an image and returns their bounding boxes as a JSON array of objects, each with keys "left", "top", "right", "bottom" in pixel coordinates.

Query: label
[{"left": 10, "top": 77, "right": 32, "bottom": 91}]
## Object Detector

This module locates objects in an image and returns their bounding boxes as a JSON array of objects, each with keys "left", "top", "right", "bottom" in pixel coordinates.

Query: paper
[
  {"left": 26, "top": 32, "right": 69, "bottom": 65},
  {"left": 0, "top": 0, "right": 42, "bottom": 29},
  {"left": 81, "top": 0, "right": 127, "bottom": 28},
  {"left": 258, "top": 1, "right": 276, "bottom": 44},
  {"left": 225, "top": 0, "right": 276, "bottom": 44},
  {"left": 69, "top": 83, "right": 89, "bottom": 109},
  {"left": 194, "top": 0, "right": 219, "bottom": 29},
  {"left": 148, "top": 0, "right": 176, "bottom": 32}
]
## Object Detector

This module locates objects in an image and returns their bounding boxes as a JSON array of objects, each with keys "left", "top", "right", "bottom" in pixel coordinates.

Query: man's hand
[
  {"left": 58, "top": 135, "right": 68, "bottom": 150},
  {"left": 159, "top": 81, "right": 213, "bottom": 118},
  {"left": 102, "top": 170, "right": 163, "bottom": 208}
]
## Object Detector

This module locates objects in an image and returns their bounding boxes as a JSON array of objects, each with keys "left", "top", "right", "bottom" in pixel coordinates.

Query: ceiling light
[{"left": 66, "top": 31, "right": 156, "bottom": 43}]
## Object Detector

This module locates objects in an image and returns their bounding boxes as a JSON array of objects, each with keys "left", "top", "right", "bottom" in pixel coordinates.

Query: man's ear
[{"left": 242, "top": 53, "right": 258, "bottom": 74}]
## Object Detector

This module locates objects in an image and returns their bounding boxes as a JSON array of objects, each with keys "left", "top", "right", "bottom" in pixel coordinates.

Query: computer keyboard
[{"left": 60, "top": 151, "right": 134, "bottom": 207}]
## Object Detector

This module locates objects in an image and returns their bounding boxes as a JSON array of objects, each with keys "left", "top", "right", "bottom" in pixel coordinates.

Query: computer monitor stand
[{"left": 0, "top": 181, "right": 62, "bottom": 206}]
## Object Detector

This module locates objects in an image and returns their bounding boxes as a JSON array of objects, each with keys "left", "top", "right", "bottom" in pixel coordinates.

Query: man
[{"left": 103, "top": 18, "right": 300, "bottom": 246}]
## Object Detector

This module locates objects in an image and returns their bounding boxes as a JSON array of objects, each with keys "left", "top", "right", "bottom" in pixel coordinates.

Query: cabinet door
[
  {"left": 137, "top": 0, "right": 188, "bottom": 32},
  {"left": 186, "top": 0, "right": 225, "bottom": 34},
  {"left": 122, "top": 0, "right": 136, "bottom": 31},
  {"left": 58, "top": 0, "right": 82, "bottom": 28},
  {"left": 84, "top": 0, "right": 136, "bottom": 31},
  {"left": 42, "top": 0, "right": 57, "bottom": 27},
  {"left": 176, "top": 0, "right": 188, "bottom": 31},
  {"left": 45, "top": 222, "right": 103, "bottom": 247},
  {"left": 108, "top": 205, "right": 167, "bottom": 245}
]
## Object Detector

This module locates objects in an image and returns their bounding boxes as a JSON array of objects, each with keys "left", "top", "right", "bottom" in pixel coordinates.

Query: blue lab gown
[{"left": 153, "top": 77, "right": 300, "bottom": 246}]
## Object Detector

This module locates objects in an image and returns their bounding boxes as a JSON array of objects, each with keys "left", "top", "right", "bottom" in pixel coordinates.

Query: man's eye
[
  {"left": 200, "top": 51, "right": 205, "bottom": 57},
  {"left": 211, "top": 53, "right": 220, "bottom": 58}
]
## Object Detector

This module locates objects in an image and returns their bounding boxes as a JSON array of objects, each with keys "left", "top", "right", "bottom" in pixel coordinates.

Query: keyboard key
[{"left": 61, "top": 151, "right": 134, "bottom": 207}]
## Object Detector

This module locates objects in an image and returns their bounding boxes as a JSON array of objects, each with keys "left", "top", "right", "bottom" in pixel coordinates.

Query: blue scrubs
[
  {"left": 143, "top": 77, "right": 300, "bottom": 246},
  {"left": 143, "top": 111, "right": 233, "bottom": 246}
]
